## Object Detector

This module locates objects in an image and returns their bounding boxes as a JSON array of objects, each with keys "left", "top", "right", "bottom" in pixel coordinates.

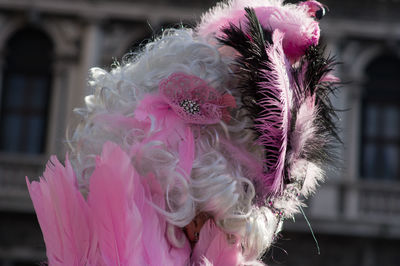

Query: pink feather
[
  {"left": 87, "top": 142, "right": 145, "bottom": 265},
  {"left": 197, "top": 0, "right": 321, "bottom": 60},
  {"left": 26, "top": 156, "right": 98, "bottom": 266},
  {"left": 255, "top": 29, "right": 292, "bottom": 196}
]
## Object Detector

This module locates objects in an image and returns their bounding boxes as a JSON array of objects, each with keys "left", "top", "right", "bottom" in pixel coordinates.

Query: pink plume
[
  {"left": 87, "top": 142, "right": 145, "bottom": 265},
  {"left": 197, "top": 0, "right": 321, "bottom": 60},
  {"left": 26, "top": 156, "right": 98, "bottom": 266},
  {"left": 27, "top": 143, "right": 191, "bottom": 265},
  {"left": 256, "top": 30, "right": 292, "bottom": 196}
]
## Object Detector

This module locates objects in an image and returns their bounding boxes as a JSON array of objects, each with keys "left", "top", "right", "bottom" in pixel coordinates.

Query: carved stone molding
[
  {"left": 43, "top": 17, "right": 82, "bottom": 60},
  {"left": 0, "top": 14, "right": 25, "bottom": 54}
]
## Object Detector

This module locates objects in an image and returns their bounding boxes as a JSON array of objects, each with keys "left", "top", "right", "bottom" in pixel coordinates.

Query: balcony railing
[
  {"left": 355, "top": 181, "right": 400, "bottom": 222},
  {"left": 294, "top": 178, "right": 400, "bottom": 238}
]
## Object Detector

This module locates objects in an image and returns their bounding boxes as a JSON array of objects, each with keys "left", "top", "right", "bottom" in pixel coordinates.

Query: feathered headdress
[{"left": 26, "top": 1, "right": 339, "bottom": 265}]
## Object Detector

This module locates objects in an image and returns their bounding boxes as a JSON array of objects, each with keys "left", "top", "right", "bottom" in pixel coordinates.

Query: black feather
[
  {"left": 292, "top": 44, "right": 341, "bottom": 165},
  {"left": 217, "top": 7, "right": 274, "bottom": 128}
]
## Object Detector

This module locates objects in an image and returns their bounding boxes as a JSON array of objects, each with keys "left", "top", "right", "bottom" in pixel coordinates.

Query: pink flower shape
[{"left": 159, "top": 72, "right": 236, "bottom": 124}]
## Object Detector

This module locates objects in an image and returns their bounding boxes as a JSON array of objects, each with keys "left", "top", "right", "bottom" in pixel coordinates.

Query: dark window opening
[
  {"left": 360, "top": 54, "right": 400, "bottom": 180},
  {"left": 0, "top": 27, "right": 53, "bottom": 154}
]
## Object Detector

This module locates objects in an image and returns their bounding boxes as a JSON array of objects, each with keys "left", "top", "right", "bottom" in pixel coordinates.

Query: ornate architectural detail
[{"left": 44, "top": 18, "right": 82, "bottom": 59}]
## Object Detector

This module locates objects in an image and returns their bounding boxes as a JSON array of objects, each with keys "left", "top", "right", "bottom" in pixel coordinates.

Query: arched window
[
  {"left": 360, "top": 54, "right": 400, "bottom": 180},
  {"left": 0, "top": 27, "right": 53, "bottom": 154}
]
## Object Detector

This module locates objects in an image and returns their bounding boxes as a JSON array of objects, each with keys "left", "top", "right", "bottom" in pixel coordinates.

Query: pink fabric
[
  {"left": 159, "top": 72, "right": 236, "bottom": 124},
  {"left": 27, "top": 142, "right": 191, "bottom": 266}
]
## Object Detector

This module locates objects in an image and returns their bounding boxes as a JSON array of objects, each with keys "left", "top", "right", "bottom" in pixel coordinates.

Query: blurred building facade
[{"left": 0, "top": 0, "right": 399, "bottom": 265}]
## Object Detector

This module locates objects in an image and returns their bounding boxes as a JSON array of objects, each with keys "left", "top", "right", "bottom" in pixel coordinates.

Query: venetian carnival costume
[{"left": 26, "top": 0, "right": 339, "bottom": 265}]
